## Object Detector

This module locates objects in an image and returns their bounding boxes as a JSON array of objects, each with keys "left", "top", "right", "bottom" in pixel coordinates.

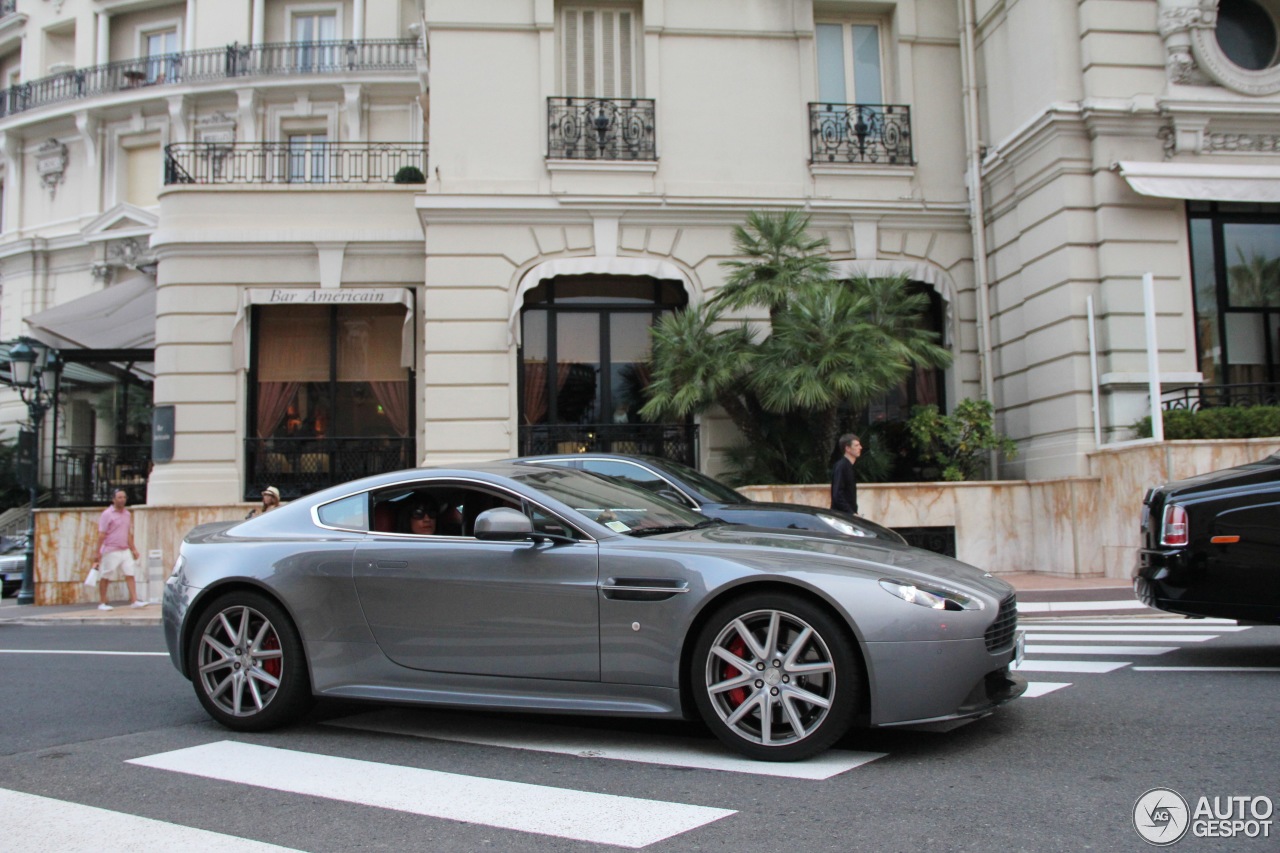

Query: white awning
[
  {"left": 24, "top": 274, "right": 156, "bottom": 351},
  {"left": 1117, "top": 161, "right": 1280, "bottom": 203}
]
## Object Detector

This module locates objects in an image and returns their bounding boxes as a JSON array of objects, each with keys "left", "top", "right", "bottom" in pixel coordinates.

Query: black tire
[
  {"left": 186, "top": 590, "right": 313, "bottom": 731},
  {"left": 691, "top": 591, "right": 860, "bottom": 761}
]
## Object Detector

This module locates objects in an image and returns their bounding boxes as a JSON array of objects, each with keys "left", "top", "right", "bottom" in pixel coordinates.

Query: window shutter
[{"left": 563, "top": 6, "right": 639, "bottom": 98}]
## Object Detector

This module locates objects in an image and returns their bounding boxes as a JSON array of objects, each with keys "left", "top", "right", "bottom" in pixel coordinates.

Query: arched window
[{"left": 518, "top": 275, "right": 691, "bottom": 459}]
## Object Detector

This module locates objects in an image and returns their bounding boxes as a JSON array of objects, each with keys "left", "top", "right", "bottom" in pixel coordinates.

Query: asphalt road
[{"left": 0, "top": 619, "right": 1276, "bottom": 852}]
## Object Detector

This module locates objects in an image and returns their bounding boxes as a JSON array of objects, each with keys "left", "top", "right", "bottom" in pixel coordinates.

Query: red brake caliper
[
  {"left": 724, "top": 636, "right": 748, "bottom": 708},
  {"left": 261, "top": 633, "right": 281, "bottom": 679}
]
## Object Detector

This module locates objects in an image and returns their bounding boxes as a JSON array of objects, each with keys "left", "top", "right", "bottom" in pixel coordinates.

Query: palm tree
[
  {"left": 643, "top": 212, "right": 952, "bottom": 484},
  {"left": 755, "top": 276, "right": 952, "bottom": 457},
  {"left": 639, "top": 303, "right": 768, "bottom": 447},
  {"left": 1227, "top": 249, "right": 1280, "bottom": 307},
  {"left": 713, "top": 210, "right": 833, "bottom": 324}
]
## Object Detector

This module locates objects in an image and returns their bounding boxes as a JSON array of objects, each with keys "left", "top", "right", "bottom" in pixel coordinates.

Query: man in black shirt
[{"left": 830, "top": 433, "right": 862, "bottom": 515}]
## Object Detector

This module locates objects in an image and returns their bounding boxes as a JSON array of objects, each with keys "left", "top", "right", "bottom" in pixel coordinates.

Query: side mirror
[{"left": 473, "top": 507, "right": 533, "bottom": 540}]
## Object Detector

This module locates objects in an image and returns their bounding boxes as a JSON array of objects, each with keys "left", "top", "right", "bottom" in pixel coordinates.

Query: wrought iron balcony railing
[
  {"left": 518, "top": 423, "right": 697, "bottom": 466},
  {"left": 809, "top": 103, "right": 913, "bottom": 165},
  {"left": 53, "top": 444, "right": 150, "bottom": 507},
  {"left": 245, "top": 437, "right": 415, "bottom": 501},
  {"left": 548, "top": 97, "right": 656, "bottom": 161},
  {"left": 165, "top": 142, "right": 427, "bottom": 185},
  {"left": 1161, "top": 383, "right": 1280, "bottom": 412},
  {"left": 0, "top": 39, "right": 420, "bottom": 119}
]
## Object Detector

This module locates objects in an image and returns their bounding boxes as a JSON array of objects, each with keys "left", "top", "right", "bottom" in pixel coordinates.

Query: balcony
[
  {"left": 0, "top": 39, "right": 420, "bottom": 119},
  {"left": 164, "top": 141, "right": 427, "bottom": 185},
  {"left": 1161, "top": 383, "right": 1280, "bottom": 411},
  {"left": 53, "top": 445, "right": 150, "bottom": 507},
  {"left": 547, "top": 97, "right": 656, "bottom": 161},
  {"left": 244, "top": 437, "right": 416, "bottom": 501},
  {"left": 808, "top": 103, "right": 913, "bottom": 165},
  {"left": 518, "top": 423, "right": 697, "bottom": 466}
]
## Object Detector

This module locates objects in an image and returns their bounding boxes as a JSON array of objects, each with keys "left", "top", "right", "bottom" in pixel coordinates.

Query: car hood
[
  {"left": 706, "top": 501, "right": 902, "bottom": 539},
  {"left": 623, "top": 524, "right": 1010, "bottom": 598}
]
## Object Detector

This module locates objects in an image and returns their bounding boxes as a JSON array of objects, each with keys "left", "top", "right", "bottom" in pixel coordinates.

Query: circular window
[{"left": 1216, "top": 0, "right": 1278, "bottom": 71}]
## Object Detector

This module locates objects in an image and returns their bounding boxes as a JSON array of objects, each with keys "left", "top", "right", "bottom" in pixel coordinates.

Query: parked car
[
  {"left": 163, "top": 462, "right": 1024, "bottom": 761},
  {"left": 515, "top": 453, "right": 907, "bottom": 544},
  {"left": 0, "top": 536, "right": 28, "bottom": 598},
  {"left": 1135, "top": 452, "right": 1280, "bottom": 624}
]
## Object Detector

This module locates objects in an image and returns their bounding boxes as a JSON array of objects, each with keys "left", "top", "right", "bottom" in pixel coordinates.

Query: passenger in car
[{"left": 403, "top": 501, "right": 439, "bottom": 536}]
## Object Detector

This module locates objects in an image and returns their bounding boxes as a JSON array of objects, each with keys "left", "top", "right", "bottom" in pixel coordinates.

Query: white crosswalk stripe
[
  {"left": 1017, "top": 623, "right": 1248, "bottom": 633},
  {"left": 1022, "top": 682, "right": 1071, "bottom": 697},
  {"left": 1023, "top": 644, "right": 1176, "bottom": 656},
  {"left": 325, "top": 708, "right": 884, "bottom": 780},
  {"left": 1024, "top": 633, "right": 1218, "bottom": 642},
  {"left": 128, "top": 740, "right": 736, "bottom": 849},
  {"left": 1013, "top": 659, "right": 1130, "bottom": 673},
  {"left": 0, "top": 787, "right": 304, "bottom": 852}
]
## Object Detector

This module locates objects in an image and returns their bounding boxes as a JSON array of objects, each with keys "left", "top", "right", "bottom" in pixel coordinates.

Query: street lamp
[{"left": 3, "top": 336, "right": 60, "bottom": 605}]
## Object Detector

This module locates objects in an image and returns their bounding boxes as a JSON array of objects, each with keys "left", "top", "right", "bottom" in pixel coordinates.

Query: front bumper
[{"left": 864, "top": 634, "right": 1027, "bottom": 727}]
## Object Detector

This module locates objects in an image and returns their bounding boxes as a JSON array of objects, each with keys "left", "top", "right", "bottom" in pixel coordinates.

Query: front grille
[{"left": 984, "top": 593, "right": 1018, "bottom": 653}]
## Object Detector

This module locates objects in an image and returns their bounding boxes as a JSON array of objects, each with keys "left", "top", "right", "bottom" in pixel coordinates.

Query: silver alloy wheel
[
  {"left": 196, "top": 604, "right": 285, "bottom": 718},
  {"left": 703, "top": 608, "right": 836, "bottom": 747}
]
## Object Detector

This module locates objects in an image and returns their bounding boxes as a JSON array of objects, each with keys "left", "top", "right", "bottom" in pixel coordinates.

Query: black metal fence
[
  {"left": 518, "top": 423, "right": 697, "bottom": 466},
  {"left": 809, "top": 103, "right": 913, "bottom": 165},
  {"left": 165, "top": 142, "right": 427, "bottom": 185},
  {"left": 244, "top": 437, "right": 415, "bottom": 501},
  {"left": 1161, "top": 383, "right": 1280, "bottom": 411},
  {"left": 53, "top": 445, "right": 150, "bottom": 507},
  {"left": 0, "top": 39, "right": 420, "bottom": 118},
  {"left": 548, "top": 97, "right": 656, "bottom": 161}
]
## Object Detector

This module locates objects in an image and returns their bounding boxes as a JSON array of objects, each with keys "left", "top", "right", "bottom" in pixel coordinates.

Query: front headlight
[
  {"left": 879, "top": 578, "right": 983, "bottom": 611},
  {"left": 817, "top": 513, "right": 870, "bottom": 537}
]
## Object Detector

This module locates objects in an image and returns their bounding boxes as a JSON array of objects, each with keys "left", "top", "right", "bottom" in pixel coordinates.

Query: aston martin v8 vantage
[{"left": 162, "top": 463, "right": 1025, "bottom": 761}]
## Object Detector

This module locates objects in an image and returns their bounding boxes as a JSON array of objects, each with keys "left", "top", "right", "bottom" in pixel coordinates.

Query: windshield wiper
[{"left": 628, "top": 519, "right": 723, "bottom": 537}]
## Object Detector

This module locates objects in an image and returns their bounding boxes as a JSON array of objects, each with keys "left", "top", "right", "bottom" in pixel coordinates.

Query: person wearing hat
[{"left": 247, "top": 486, "right": 284, "bottom": 519}]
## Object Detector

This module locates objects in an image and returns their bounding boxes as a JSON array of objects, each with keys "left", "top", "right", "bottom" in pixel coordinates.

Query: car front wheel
[
  {"left": 187, "top": 590, "right": 312, "bottom": 731},
  {"left": 692, "top": 592, "right": 860, "bottom": 761}
]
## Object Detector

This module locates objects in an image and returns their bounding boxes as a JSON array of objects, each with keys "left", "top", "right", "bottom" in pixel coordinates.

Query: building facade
[{"left": 0, "top": 0, "right": 1276, "bottom": 507}]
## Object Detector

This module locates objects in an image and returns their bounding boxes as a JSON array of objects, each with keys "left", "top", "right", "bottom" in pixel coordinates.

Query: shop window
[
  {"left": 1188, "top": 202, "right": 1280, "bottom": 388},
  {"left": 252, "top": 303, "right": 411, "bottom": 442},
  {"left": 519, "top": 276, "right": 684, "bottom": 427}
]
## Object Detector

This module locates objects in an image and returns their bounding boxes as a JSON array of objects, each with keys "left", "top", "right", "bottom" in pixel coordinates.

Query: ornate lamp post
[{"left": 4, "top": 337, "right": 60, "bottom": 605}]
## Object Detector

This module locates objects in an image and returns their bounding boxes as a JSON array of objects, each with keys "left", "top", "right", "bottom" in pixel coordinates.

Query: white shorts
[{"left": 99, "top": 549, "right": 137, "bottom": 581}]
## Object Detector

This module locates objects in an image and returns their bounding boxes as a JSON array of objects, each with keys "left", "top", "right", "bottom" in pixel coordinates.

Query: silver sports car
[{"left": 162, "top": 463, "right": 1025, "bottom": 761}]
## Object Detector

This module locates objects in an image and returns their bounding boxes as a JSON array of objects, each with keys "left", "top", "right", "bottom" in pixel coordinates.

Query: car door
[
  {"left": 1203, "top": 492, "right": 1280, "bottom": 610},
  {"left": 352, "top": 481, "right": 601, "bottom": 681}
]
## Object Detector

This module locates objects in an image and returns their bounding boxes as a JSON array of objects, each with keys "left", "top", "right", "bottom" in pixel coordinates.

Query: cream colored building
[{"left": 1, "top": 0, "right": 1277, "bottom": 507}]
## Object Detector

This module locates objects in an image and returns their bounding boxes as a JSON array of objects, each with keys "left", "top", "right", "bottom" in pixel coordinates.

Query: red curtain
[
  {"left": 256, "top": 381, "right": 300, "bottom": 438},
  {"left": 370, "top": 381, "right": 410, "bottom": 437},
  {"left": 521, "top": 362, "right": 575, "bottom": 424}
]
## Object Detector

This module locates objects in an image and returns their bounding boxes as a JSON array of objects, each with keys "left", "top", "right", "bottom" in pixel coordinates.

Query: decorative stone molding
[
  {"left": 34, "top": 138, "right": 68, "bottom": 198},
  {"left": 1160, "top": 0, "right": 1280, "bottom": 94}
]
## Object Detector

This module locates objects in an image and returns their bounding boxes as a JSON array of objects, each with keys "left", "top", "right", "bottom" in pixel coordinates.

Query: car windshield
[
  {"left": 653, "top": 458, "right": 749, "bottom": 504},
  {"left": 512, "top": 466, "right": 711, "bottom": 536}
]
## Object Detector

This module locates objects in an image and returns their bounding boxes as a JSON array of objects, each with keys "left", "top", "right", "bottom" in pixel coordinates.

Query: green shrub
[
  {"left": 1133, "top": 405, "right": 1280, "bottom": 439},
  {"left": 393, "top": 165, "right": 426, "bottom": 184},
  {"left": 906, "top": 399, "right": 1017, "bottom": 481}
]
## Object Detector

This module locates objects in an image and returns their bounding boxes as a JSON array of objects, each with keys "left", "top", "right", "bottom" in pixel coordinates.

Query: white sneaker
[
  {"left": 97, "top": 603, "right": 114, "bottom": 611},
  {"left": 130, "top": 600, "right": 149, "bottom": 609}
]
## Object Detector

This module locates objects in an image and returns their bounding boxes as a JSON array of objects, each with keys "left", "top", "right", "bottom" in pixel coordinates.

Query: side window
[
  {"left": 317, "top": 493, "right": 368, "bottom": 530},
  {"left": 580, "top": 460, "right": 693, "bottom": 507},
  {"left": 371, "top": 484, "right": 523, "bottom": 537}
]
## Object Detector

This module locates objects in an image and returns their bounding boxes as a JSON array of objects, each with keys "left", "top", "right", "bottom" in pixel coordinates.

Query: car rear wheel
[
  {"left": 692, "top": 592, "right": 860, "bottom": 761},
  {"left": 187, "top": 590, "right": 312, "bottom": 731}
]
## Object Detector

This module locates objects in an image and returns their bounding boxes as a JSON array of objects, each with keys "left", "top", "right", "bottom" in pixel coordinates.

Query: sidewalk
[{"left": 0, "top": 572, "right": 1147, "bottom": 626}]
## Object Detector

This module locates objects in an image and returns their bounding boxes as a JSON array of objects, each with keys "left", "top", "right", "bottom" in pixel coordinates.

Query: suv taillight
[{"left": 1161, "top": 505, "right": 1189, "bottom": 546}]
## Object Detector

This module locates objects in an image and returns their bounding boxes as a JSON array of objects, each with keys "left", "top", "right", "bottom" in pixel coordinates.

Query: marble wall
[
  {"left": 34, "top": 505, "right": 256, "bottom": 605},
  {"left": 741, "top": 439, "right": 1280, "bottom": 578},
  {"left": 30, "top": 439, "right": 1280, "bottom": 601}
]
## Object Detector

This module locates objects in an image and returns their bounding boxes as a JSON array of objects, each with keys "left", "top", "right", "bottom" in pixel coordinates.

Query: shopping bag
[{"left": 84, "top": 567, "right": 100, "bottom": 586}]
